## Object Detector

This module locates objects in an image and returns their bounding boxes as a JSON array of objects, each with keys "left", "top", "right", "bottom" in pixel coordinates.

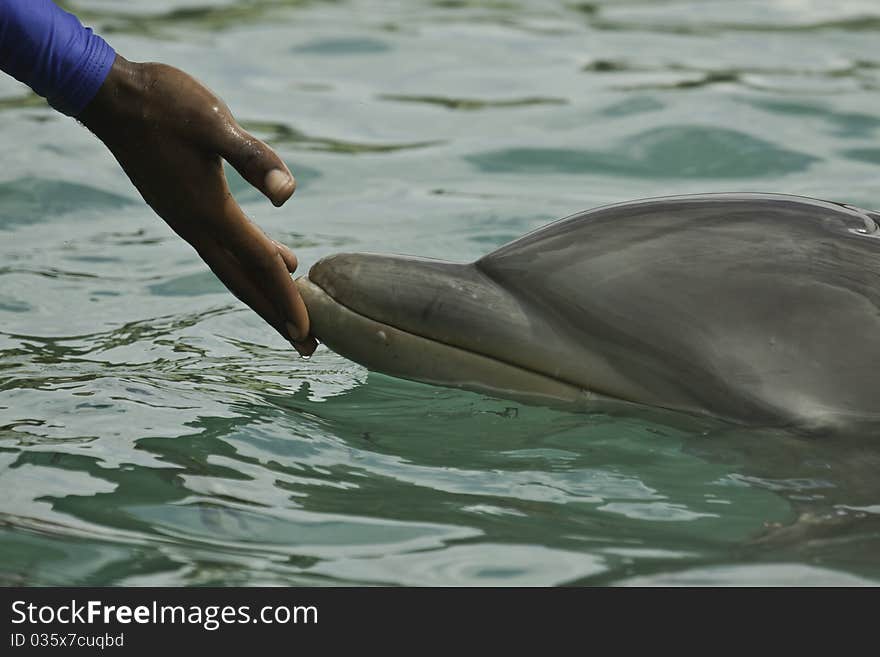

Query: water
[{"left": 2, "top": 0, "right": 879, "bottom": 586}]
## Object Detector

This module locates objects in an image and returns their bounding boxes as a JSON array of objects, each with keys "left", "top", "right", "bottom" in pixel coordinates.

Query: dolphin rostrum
[{"left": 295, "top": 193, "right": 880, "bottom": 434}]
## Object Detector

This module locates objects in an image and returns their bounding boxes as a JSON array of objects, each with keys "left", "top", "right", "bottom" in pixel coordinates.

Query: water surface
[{"left": 2, "top": 0, "right": 879, "bottom": 586}]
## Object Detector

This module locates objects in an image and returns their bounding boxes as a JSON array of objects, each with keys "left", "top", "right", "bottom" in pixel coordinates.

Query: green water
[{"left": 2, "top": 0, "right": 879, "bottom": 586}]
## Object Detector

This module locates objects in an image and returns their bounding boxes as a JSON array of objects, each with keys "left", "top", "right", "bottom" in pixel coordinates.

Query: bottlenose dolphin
[{"left": 295, "top": 193, "right": 880, "bottom": 434}]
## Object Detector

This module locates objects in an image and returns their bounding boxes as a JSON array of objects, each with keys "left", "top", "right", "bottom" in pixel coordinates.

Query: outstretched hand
[{"left": 80, "top": 55, "right": 317, "bottom": 356}]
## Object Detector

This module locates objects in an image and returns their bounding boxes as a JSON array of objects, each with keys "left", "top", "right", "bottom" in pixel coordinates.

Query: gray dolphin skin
[{"left": 296, "top": 193, "right": 880, "bottom": 433}]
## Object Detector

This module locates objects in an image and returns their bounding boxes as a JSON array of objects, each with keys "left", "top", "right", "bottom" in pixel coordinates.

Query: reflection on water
[{"left": 1, "top": 0, "right": 879, "bottom": 586}]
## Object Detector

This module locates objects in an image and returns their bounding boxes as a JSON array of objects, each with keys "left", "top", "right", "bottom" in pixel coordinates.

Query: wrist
[{"left": 79, "top": 55, "right": 147, "bottom": 135}]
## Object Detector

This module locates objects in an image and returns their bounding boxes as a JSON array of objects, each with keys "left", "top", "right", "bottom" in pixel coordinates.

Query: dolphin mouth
[{"left": 295, "top": 254, "right": 594, "bottom": 406}]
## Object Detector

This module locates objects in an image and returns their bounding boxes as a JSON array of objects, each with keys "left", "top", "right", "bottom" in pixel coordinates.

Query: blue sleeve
[{"left": 0, "top": 0, "right": 116, "bottom": 117}]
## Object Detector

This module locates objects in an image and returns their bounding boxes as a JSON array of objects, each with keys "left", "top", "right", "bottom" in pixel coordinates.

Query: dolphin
[{"left": 295, "top": 193, "right": 880, "bottom": 434}]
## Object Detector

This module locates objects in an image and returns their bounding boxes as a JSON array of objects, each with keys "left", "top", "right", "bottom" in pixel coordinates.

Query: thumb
[{"left": 218, "top": 124, "right": 296, "bottom": 207}]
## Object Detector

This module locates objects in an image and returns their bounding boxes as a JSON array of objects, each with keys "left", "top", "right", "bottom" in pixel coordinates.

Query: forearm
[{"left": 0, "top": 0, "right": 115, "bottom": 116}]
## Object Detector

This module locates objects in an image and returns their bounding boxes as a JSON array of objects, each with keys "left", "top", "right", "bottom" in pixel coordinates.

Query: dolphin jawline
[{"left": 296, "top": 275, "right": 604, "bottom": 408}]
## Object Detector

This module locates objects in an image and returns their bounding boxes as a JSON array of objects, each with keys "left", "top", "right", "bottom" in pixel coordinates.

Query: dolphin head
[
  {"left": 295, "top": 252, "right": 602, "bottom": 406},
  {"left": 293, "top": 194, "right": 880, "bottom": 432}
]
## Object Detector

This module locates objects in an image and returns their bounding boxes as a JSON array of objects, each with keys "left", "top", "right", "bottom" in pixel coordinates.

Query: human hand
[{"left": 79, "top": 55, "right": 317, "bottom": 356}]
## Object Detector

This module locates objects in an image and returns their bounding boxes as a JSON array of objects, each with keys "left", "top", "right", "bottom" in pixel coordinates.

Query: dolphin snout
[
  {"left": 300, "top": 250, "right": 544, "bottom": 361},
  {"left": 306, "top": 252, "right": 477, "bottom": 335},
  {"left": 307, "top": 253, "right": 369, "bottom": 304},
  {"left": 294, "top": 252, "right": 590, "bottom": 408},
  {"left": 297, "top": 251, "right": 619, "bottom": 407}
]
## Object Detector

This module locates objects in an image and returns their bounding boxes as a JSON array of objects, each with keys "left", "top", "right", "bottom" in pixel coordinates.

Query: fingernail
[
  {"left": 286, "top": 321, "right": 302, "bottom": 342},
  {"left": 265, "top": 169, "right": 295, "bottom": 204},
  {"left": 293, "top": 338, "right": 317, "bottom": 358}
]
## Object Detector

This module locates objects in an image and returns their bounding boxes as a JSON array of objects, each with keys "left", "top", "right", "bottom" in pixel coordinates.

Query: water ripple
[
  {"left": 466, "top": 126, "right": 818, "bottom": 178},
  {"left": 309, "top": 543, "right": 608, "bottom": 586},
  {"left": 3, "top": 0, "right": 879, "bottom": 586}
]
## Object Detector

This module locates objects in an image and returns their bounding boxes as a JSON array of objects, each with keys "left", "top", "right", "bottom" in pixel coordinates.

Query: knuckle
[{"left": 235, "top": 140, "right": 266, "bottom": 173}]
